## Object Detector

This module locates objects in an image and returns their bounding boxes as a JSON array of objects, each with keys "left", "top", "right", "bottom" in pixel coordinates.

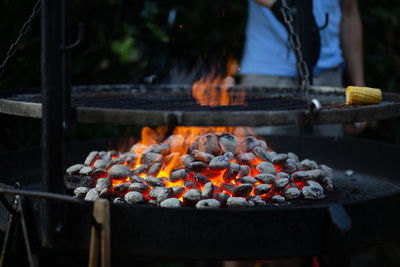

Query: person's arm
[
  {"left": 253, "top": 0, "right": 276, "bottom": 9},
  {"left": 341, "top": 0, "right": 365, "bottom": 86}
]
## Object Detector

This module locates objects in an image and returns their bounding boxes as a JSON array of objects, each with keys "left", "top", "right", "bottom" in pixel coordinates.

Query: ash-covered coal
[{"left": 66, "top": 129, "right": 334, "bottom": 208}]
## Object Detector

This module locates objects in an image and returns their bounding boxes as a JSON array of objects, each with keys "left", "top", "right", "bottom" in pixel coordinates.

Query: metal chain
[
  {"left": 0, "top": 0, "right": 41, "bottom": 79},
  {"left": 280, "top": 0, "right": 311, "bottom": 98}
]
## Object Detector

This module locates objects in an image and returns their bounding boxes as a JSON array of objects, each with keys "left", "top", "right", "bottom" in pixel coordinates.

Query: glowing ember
[{"left": 67, "top": 126, "right": 334, "bottom": 208}]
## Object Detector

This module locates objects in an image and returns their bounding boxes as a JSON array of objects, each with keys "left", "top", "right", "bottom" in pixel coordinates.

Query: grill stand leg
[
  {"left": 89, "top": 199, "right": 111, "bottom": 267},
  {"left": 326, "top": 204, "right": 352, "bottom": 267},
  {"left": 0, "top": 195, "right": 38, "bottom": 267}
]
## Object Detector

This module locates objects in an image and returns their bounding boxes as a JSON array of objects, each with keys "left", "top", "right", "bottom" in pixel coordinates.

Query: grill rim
[{"left": 1, "top": 84, "right": 400, "bottom": 126}]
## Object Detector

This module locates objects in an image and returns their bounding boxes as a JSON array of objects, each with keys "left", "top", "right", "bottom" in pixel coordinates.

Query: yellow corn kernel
[{"left": 345, "top": 86, "right": 382, "bottom": 105}]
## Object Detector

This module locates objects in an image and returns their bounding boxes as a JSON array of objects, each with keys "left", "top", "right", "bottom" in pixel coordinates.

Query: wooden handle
[{"left": 88, "top": 199, "right": 111, "bottom": 267}]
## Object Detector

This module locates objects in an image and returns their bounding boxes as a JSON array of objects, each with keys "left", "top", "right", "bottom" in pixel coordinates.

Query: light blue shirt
[{"left": 240, "top": 0, "right": 344, "bottom": 76}]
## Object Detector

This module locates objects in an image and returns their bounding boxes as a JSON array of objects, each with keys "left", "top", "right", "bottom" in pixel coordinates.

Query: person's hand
[
  {"left": 344, "top": 121, "right": 367, "bottom": 136},
  {"left": 254, "top": 0, "right": 277, "bottom": 9}
]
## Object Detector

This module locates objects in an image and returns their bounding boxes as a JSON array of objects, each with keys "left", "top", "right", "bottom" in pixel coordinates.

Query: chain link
[
  {"left": 0, "top": 0, "right": 41, "bottom": 79},
  {"left": 280, "top": 0, "right": 311, "bottom": 97}
]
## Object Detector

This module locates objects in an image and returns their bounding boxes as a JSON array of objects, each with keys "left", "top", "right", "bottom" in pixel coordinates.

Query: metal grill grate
[{"left": 72, "top": 94, "right": 308, "bottom": 112}]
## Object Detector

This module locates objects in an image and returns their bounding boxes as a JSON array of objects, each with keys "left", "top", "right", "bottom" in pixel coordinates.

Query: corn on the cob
[{"left": 345, "top": 86, "right": 382, "bottom": 105}]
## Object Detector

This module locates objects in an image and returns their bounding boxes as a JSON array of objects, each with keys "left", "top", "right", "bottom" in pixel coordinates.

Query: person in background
[{"left": 240, "top": 0, "right": 366, "bottom": 136}]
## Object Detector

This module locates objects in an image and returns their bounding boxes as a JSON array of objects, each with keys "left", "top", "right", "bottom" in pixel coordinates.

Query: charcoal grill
[
  {"left": 2, "top": 1, "right": 400, "bottom": 267},
  {"left": 1, "top": 136, "right": 400, "bottom": 265}
]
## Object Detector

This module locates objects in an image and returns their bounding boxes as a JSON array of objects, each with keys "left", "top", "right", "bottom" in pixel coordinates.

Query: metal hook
[
  {"left": 318, "top": 13, "right": 329, "bottom": 31},
  {"left": 310, "top": 98, "right": 321, "bottom": 112},
  {"left": 60, "top": 22, "right": 84, "bottom": 51}
]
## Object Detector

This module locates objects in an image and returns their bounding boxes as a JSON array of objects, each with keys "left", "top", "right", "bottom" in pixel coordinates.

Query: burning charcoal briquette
[
  {"left": 171, "top": 186, "right": 185, "bottom": 198},
  {"left": 85, "top": 188, "right": 100, "bottom": 201},
  {"left": 193, "top": 173, "right": 210, "bottom": 186},
  {"left": 255, "top": 173, "right": 276, "bottom": 184},
  {"left": 237, "top": 153, "right": 256, "bottom": 164},
  {"left": 218, "top": 133, "right": 238, "bottom": 154},
  {"left": 227, "top": 197, "right": 250, "bottom": 208},
  {"left": 253, "top": 146, "right": 271, "bottom": 162},
  {"left": 130, "top": 175, "right": 145, "bottom": 184},
  {"left": 156, "top": 187, "right": 173, "bottom": 203},
  {"left": 141, "top": 152, "right": 163, "bottom": 166},
  {"left": 66, "top": 164, "right": 84, "bottom": 175},
  {"left": 92, "top": 168, "right": 108, "bottom": 179},
  {"left": 277, "top": 172, "right": 289, "bottom": 179},
  {"left": 223, "top": 163, "right": 240, "bottom": 182},
  {"left": 181, "top": 154, "right": 194, "bottom": 167},
  {"left": 93, "top": 159, "right": 109, "bottom": 170},
  {"left": 239, "top": 136, "right": 259, "bottom": 152},
  {"left": 291, "top": 169, "right": 323, "bottom": 182},
  {"left": 184, "top": 181, "right": 199, "bottom": 190},
  {"left": 113, "top": 197, "right": 125, "bottom": 204},
  {"left": 302, "top": 185, "right": 325, "bottom": 200},
  {"left": 223, "top": 152, "right": 235, "bottom": 161},
  {"left": 233, "top": 184, "right": 253, "bottom": 197},
  {"left": 84, "top": 151, "right": 99, "bottom": 166},
  {"left": 124, "top": 191, "right": 145, "bottom": 204},
  {"left": 142, "top": 144, "right": 157, "bottom": 155},
  {"left": 238, "top": 165, "right": 251, "bottom": 177},
  {"left": 282, "top": 187, "right": 301, "bottom": 200},
  {"left": 281, "top": 160, "right": 297, "bottom": 174},
  {"left": 237, "top": 176, "right": 257, "bottom": 185},
  {"left": 254, "top": 184, "right": 270, "bottom": 195},
  {"left": 301, "top": 159, "right": 318, "bottom": 170},
  {"left": 78, "top": 176, "right": 96, "bottom": 188},
  {"left": 271, "top": 153, "right": 288, "bottom": 164},
  {"left": 147, "top": 162, "right": 162, "bottom": 177},
  {"left": 191, "top": 150, "right": 214, "bottom": 164},
  {"left": 196, "top": 199, "right": 221, "bottom": 209},
  {"left": 256, "top": 162, "right": 277, "bottom": 175},
  {"left": 319, "top": 164, "right": 333, "bottom": 179},
  {"left": 148, "top": 199, "right": 158, "bottom": 206},
  {"left": 198, "top": 133, "right": 221, "bottom": 155},
  {"left": 275, "top": 178, "right": 289, "bottom": 189},
  {"left": 79, "top": 166, "right": 93, "bottom": 176},
  {"left": 109, "top": 164, "right": 130, "bottom": 180},
  {"left": 201, "top": 182, "right": 214, "bottom": 199},
  {"left": 271, "top": 195, "right": 285, "bottom": 203},
  {"left": 209, "top": 155, "right": 230, "bottom": 171},
  {"left": 169, "top": 169, "right": 189, "bottom": 182},
  {"left": 247, "top": 195, "right": 266, "bottom": 206},
  {"left": 152, "top": 143, "right": 170, "bottom": 155},
  {"left": 149, "top": 186, "right": 164, "bottom": 199},
  {"left": 268, "top": 151, "right": 277, "bottom": 159},
  {"left": 113, "top": 183, "right": 130, "bottom": 194},
  {"left": 100, "top": 188, "right": 111, "bottom": 199},
  {"left": 124, "top": 153, "right": 137, "bottom": 166},
  {"left": 160, "top": 198, "right": 182, "bottom": 208},
  {"left": 96, "top": 178, "right": 112, "bottom": 192},
  {"left": 187, "top": 161, "right": 208, "bottom": 173},
  {"left": 220, "top": 183, "right": 236, "bottom": 194},
  {"left": 108, "top": 157, "right": 126, "bottom": 168},
  {"left": 131, "top": 165, "right": 148, "bottom": 176},
  {"left": 318, "top": 176, "right": 334, "bottom": 191},
  {"left": 129, "top": 183, "right": 149, "bottom": 193},
  {"left": 145, "top": 177, "right": 164, "bottom": 187},
  {"left": 288, "top": 152, "right": 299, "bottom": 161},
  {"left": 214, "top": 192, "right": 230, "bottom": 206},
  {"left": 306, "top": 180, "right": 324, "bottom": 190},
  {"left": 183, "top": 189, "right": 202, "bottom": 205},
  {"left": 98, "top": 151, "right": 108, "bottom": 159},
  {"left": 74, "top": 187, "right": 90, "bottom": 199}
]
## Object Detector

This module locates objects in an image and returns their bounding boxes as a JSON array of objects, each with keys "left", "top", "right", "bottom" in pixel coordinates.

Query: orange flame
[{"left": 192, "top": 57, "right": 245, "bottom": 107}]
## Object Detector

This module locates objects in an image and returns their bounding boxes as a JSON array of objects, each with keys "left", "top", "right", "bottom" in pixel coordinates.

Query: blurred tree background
[{"left": 0, "top": 0, "right": 399, "bottom": 152}]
